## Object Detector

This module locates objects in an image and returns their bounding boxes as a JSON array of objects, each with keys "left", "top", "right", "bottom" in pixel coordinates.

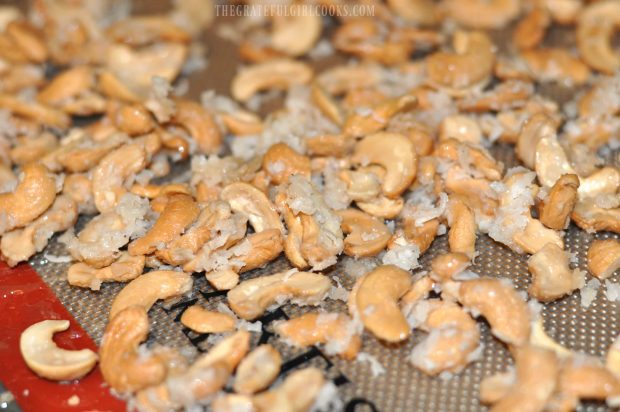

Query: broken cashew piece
[
  {"left": 539, "top": 174, "right": 580, "bottom": 230},
  {"left": 253, "top": 367, "right": 325, "bottom": 412},
  {"left": 20, "top": 320, "right": 98, "bottom": 381},
  {"left": 67, "top": 252, "right": 145, "bottom": 291},
  {"left": 233, "top": 344, "right": 282, "bottom": 395},
  {"left": 109, "top": 270, "right": 193, "bottom": 320},
  {"left": 262, "top": 142, "right": 311, "bottom": 185},
  {"left": 227, "top": 270, "right": 331, "bottom": 320},
  {"left": 430, "top": 253, "right": 471, "bottom": 282},
  {"left": 527, "top": 243, "right": 584, "bottom": 302},
  {"left": 338, "top": 208, "right": 391, "bottom": 258},
  {"left": 351, "top": 265, "right": 412, "bottom": 343},
  {"left": 180, "top": 305, "right": 236, "bottom": 334},
  {"left": 220, "top": 182, "right": 284, "bottom": 233},
  {"left": 274, "top": 312, "right": 362, "bottom": 360},
  {"left": 587, "top": 239, "right": 620, "bottom": 280},
  {"left": 447, "top": 196, "right": 477, "bottom": 259}
]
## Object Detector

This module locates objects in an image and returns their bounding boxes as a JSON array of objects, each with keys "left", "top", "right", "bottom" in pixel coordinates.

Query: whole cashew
[
  {"left": 274, "top": 312, "right": 362, "bottom": 360},
  {"left": 67, "top": 252, "right": 145, "bottom": 291},
  {"left": 99, "top": 306, "right": 168, "bottom": 393},
  {"left": 262, "top": 142, "right": 311, "bottom": 185},
  {"left": 170, "top": 99, "right": 222, "bottom": 154},
  {"left": 227, "top": 270, "right": 332, "bottom": 320},
  {"left": 338, "top": 208, "right": 391, "bottom": 258},
  {"left": 233, "top": 344, "right": 282, "bottom": 395},
  {"left": 527, "top": 243, "right": 584, "bottom": 302},
  {"left": 271, "top": 8, "right": 321, "bottom": 56},
  {"left": 0, "top": 162, "right": 57, "bottom": 233},
  {"left": 577, "top": 0, "right": 620, "bottom": 74},
  {"left": 539, "top": 174, "right": 580, "bottom": 230},
  {"left": 587, "top": 239, "right": 620, "bottom": 280},
  {"left": 350, "top": 265, "right": 412, "bottom": 343},
  {"left": 109, "top": 270, "right": 193, "bottom": 319},
  {"left": 221, "top": 182, "right": 283, "bottom": 233},
  {"left": 20, "top": 319, "right": 98, "bottom": 381}
]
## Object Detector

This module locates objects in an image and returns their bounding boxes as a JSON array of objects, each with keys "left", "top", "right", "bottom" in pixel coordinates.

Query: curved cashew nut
[
  {"left": 455, "top": 278, "right": 531, "bottom": 346},
  {"left": 274, "top": 312, "right": 362, "bottom": 360},
  {"left": 338, "top": 208, "right": 391, "bottom": 258},
  {"left": 401, "top": 217, "right": 440, "bottom": 255},
  {"left": 128, "top": 193, "right": 200, "bottom": 256},
  {"left": 262, "top": 142, "right": 311, "bottom": 185},
  {"left": 513, "top": 8, "right": 550, "bottom": 51},
  {"left": 557, "top": 360, "right": 620, "bottom": 409},
  {"left": 99, "top": 306, "right": 167, "bottom": 393},
  {"left": 426, "top": 31, "right": 495, "bottom": 95},
  {"left": 91, "top": 143, "right": 147, "bottom": 213},
  {"left": 180, "top": 305, "right": 236, "bottom": 334},
  {"left": 20, "top": 320, "right": 98, "bottom": 381},
  {"left": 443, "top": 0, "right": 520, "bottom": 29},
  {"left": 0, "top": 162, "right": 57, "bottom": 233},
  {"left": 37, "top": 65, "right": 94, "bottom": 107},
  {"left": 535, "top": 134, "right": 575, "bottom": 189},
  {"left": 577, "top": 0, "right": 620, "bottom": 74},
  {"left": 430, "top": 253, "right": 471, "bottom": 282},
  {"left": 483, "top": 345, "right": 559, "bottom": 412},
  {"left": 231, "top": 58, "right": 313, "bottom": 102},
  {"left": 253, "top": 367, "right": 325, "bottom": 412},
  {"left": 233, "top": 344, "right": 282, "bottom": 395},
  {"left": 227, "top": 270, "right": 331, "bottom": 320},
  {"left": 409, "top": 300, "right": 481, "bottom": 375},
  {"left": 67, "top": 252, "right": 145, "bottom": 291},
  {"left": 572, "top": 198, "right": 620, "bottom": 234},
  {"left": 170, "top": 99, "right": 222, "bottom": 154},
  {"left": 271, "top": 9, "right": 321, "bottom": 56},
  {"left": 350, "top": 265, "right": 412, "bottom": 343},
  {"left": 236, "top": 229, "right": 284, "bottom": 273},
  {"left": 220, "top": 182, "right": 283, "bottom": 233},
  {"left": 587, "top": 239, "right": 620, "bottom": 280},
  {"left": 343, "top": 94, "right": 417, "bottom": 137},
  {"left": 351, "top": 132, "right": 417, "bottom": 198},
  {"left": 539, "top": 174, "right": 580, "bottom": 230},
  {"left": 527, "top": 243, "right": 584, "bottom": 302},
  {"left": 109, "top": 270, "right": 193, "bottom": 319},
  {"left": 521, "top": 48, "right": 590, "bottom": 85}
]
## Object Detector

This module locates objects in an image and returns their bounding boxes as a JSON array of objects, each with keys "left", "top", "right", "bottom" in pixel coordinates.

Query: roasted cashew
[
  {"left": 170, "top": 99, "right": 222, "bottom": 154},
  {"left": 386, "top": 0, "right": 438, "bottom": 25},
  {"left": 426, "top": 31, "right": 495, "bottom": 95},
  {"left": 401, "top": 217, "right": 439, "bottom": 255},
  {"left": 447, "top": 196, "right": 477, "bottom": 259},
  {"left": 262, "top": 142, "right": 311, "bottom": 185},
  {"left": 231, "top": 59, "right": 313, "bottom": 102},
  {"left": 516, "top": 113, "right": 558, "bottom": 169},
  {"left": 236, "top": 229, "right": 284, "bottom": 273},
  {"left": 233, "top": 344, "right": 282, "bottom": 395},
  {"left": 0, "top": 162, "right": 57, "bottom": 234},
  {"left": 527, "top": 243, "right": 584, "bottom": 302},
  {"left": 409, "top": 300, "right": 481, "bottom": 375},
  {"left": 67, "top": 253, "right": 145, "bottom": 291},
  {"left": 205, "top": 269, "right": 240, "bottom": 291},
  {"left": 227, "top": 270, "right": 332, "bottom": 320},
  {"left": 443, "top": 0, "right": 520, "bottom": 29},
  {"left": 430, "top": 253, "right": 471, "bottom": 282},
  {"left": 539, "top": 174, "right": 580, "bottom": 230},
  {"left": 351, "top": 132, "right": 417, "bottom": 198},
  {"left": 271, "top": 8, "right": 321, "bottom": 56},
  {"left": 521, "top": 48, "right": 590, "bottom": 85},
  {"left": 434, "top": 138, "right": 503, "bottom": 181},
  {"left": 482, "top": 345, "right": 558, "bottom": 412},
  {"left": 350, "top": 265, "right": 412, "bottom": 343},
  {"left": 454, "top": 278, "right": 531, "bottom": 346},
  {"left": 10, "top": 133, "right": 58, "bottom": 165},
  {"left": 99, "top": 306, "right": 168, "bottom": 393},
  {"left": 338, "top": 208, "right": 391, "bottom": 258},
  {"left": 587, "top": 239, "right": 620, "bottom": 280},
  {"left": 274, "top": 312, "right": 362, "bottom": 360},
  {"left": 114, "top": 103, "right": 155, "bottom": 136},
  {"left": 572, "top": 198, "right": 620, "bottom": 234},
  {"left": 556, "top": 359, "right": 620, "bottom": 410},
  {"left": 20, "top": 320, "right": 98, "bottom": 381},
  {"left": 577, "top": 0, "right": 620, "bottom": 74},
  {"left": 221, "top": 182, "right": 283, "bottom": 233},
  {"left": 37, "top": 65, "right": 104, "bottom": 115},
  {"left": 91, "top": 143, "right": 147, "bottom": 213},
  {"left": 252, "top": 367, "right": 325, "bottom": 412},
  {"left": 343, "top": 94, "right": 417, "bottom": 137},
  {"left": 180, "top": 305, "right": 236, "bottom": 334},
  {"left": 513, "top": 8, "right": 550, "bottom": 51},
  {"left": 128, "top": 193, "right": 200, "bottom": 256},
  {"left": 0, "top": 195, "right": 76, "bottom": 266},
  {"left": 109, "top": 270, "right": 193, "bottom": 319},
  {"left": 439, "top": 115, "right": 483, "bottom": 145}
]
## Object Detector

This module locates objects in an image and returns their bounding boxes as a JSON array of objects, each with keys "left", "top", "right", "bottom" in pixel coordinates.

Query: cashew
[
  {"left": 578, "top": 166, "right": 620, "bottom": 200},
  {"left": 527, "top": 243, "right": 584, "bottom": 302},
  {"left": 115, "top": 103, "right": 155, "bottom": 136},
  {"left": 482, "top": 345, "right": 558, "bottom": 412},
  {"left": 351, "top": 132, "right": 417, "bottom": 198},
  {"left": 539, "top": 174, "right": 580, "bottom": 230},
  {"left": 530, "top": 318, "right": 572, "bottom": 359},
  {"left": 447, "top": 196, "right": 477, "bottom": 259},
  {"left": 572, "top": 198, "right": 620, "bottom": 234},
  {"left": 180, "top": 305, "right": 236, "bottom": 334},
  {"left": 430, "top": 253, "right": 471, "bottom": 282},
  {"left": 10, "top": 133, "right": 58, "bottom": 165},
  {"left": 231, "top": 59, "right": 313, "bottom": 102},
  {"left": 513, "top": 8, "right": 550, "bottom": 51},
  {"left": 131, "top": 183, "right": 191, "bottom": 199},
  {"left": 274, "top": 312, "right": 362, "bottom": 360},
  {"left": 338, "top": 208, "right": 391, "bottom": 258},
  {"left": 607, "top": 334, "right": 620, "bottom": 376},
  {"left": 262, "top": 143, "right": 311, "bottom": 185},
  {"left": 343, "top": 94, "right": 417, "bottom": 137},
  {"left": 128, "top": 194, "right": 200, "bottom": 256},
  {"left": 0, "top": 195, "right": 76, "bottom": 266},
  {"left": 409, "top": 300, "right": 481, "bottom": 375},
  {"left": 434, "top": 139, "right": 503, "bottom": 181},
  {"left": 170, "top": 99, "right": 222, "bottom": 154},
  {"left": 516, "top": 112, "right": 557, "bottom": 169},
  {"left": 212, "top": 394, "right": 255, "bottom": 412},
  {"left": 556, "top": 359, "right": 620, "bottom": 410},
  {"left": 310, "top": 83, "right": 344, "bottom": 126},
  {"left": 206, "top": 269, "right": 240, "bottom": 291},
  {"left": 401, "top": 217, "right": 439, "bottom": 255},
  {"left": 227, "top": 270, "right": 331, "bottom": 320},
  {"left": 386, "top": 0, "right": 438, "bottom": 25},
  {"left": 577, "top": 0, "right": 620, "bottom": 74},
  {"left": 271, "top": 8, "right": 321, "bottom": 56},
  {"left": 37, "top": 65, "right": 104, "bottom": 115},
  {"left": 253, "top": 367, "right": 325, "bottom": 412},
  {"left": 443, "top": 0, "right": 520, "bottom": 29},
  {"left": 521, "top": 48, "right": 591, "bottom": 85},
  {"left": 439, "top": 115, "right": 483, "bottom": 144},
  {"left": 233, "top": 344, "right": 282, "bottom": 395},
  {"left": 20, "top": 320, "right": 98, "bottom": 381},
  {"left": 426, "top": 31, "right": 495, "bottom": 95},
  {"left": 350, "top": 265, "right": 412, "bottom": 343},
  {"left": 455, "top": 278, "right": 531, "bottom": 346},
  {"left": 48, "top": 131, "right": 128, "bottom": 174},
  {"left": 0, "top": 93, "right": 70, "bottom": 129},
  {"left": 587, "top": 239, "right": 620, "bottom": 280},
  {"left": 339, "top": 168, "right": 383, "bottom": 202},
  {"left": 236, "top": 229, "right": 284, "bottom": 273},
  {"left": 105, "top": 16, "right": 190, "bottom": 46},
  {"left": 0, "top": 162, "right": 57, "bottom": 233},
  {"left": 67, "top": 252, "right": 145, "bottom": 291},
  {"left": 99, "top": 306, "right": 167, "bottom": 393},
  {"left": 109, "top": 270, "right": 193, "bottom": 319},
  {"left": 91, "top": 143, "right": 147, "bottom": 213},
  {"left": 221, "top": 182, "right": 283, "bottom": 233}
]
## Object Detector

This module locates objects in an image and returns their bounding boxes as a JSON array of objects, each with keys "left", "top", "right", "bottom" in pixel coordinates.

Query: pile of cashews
[{"left": 3, "top": 0, "right": 620, "bottom": 411}]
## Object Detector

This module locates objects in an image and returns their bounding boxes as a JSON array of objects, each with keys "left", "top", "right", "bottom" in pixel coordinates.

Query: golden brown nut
[{"left": 587, "top": 239, "right": 620, "bottom": 280}]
